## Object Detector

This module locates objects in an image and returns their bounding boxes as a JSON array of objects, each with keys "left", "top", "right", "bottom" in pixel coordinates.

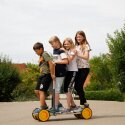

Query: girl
[
  {"left": 63, "top": 38, "right": 78, "bottom": 111},
  {"left": 49, "top": 36, "right": 68, "bottom": 112},
  {"left": 74, "top": 30, "right": 91, "bottom": 112}
]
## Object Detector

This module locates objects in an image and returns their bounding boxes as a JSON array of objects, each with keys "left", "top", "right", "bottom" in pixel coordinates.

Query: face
[
  {"left": 63, "top": 41, "right": 72, "bottom": 50},
  {"left": 34, "top": 48, "right": 43, "bottom": 55},
  {"left": 76, "top": 34, "right": 85, "bottom": 44},
  {"left": 50, "top": 41, "right": 59, "bottom": 49}
]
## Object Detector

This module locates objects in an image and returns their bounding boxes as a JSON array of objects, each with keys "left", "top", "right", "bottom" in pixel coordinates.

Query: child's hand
[
  {"left": 60, "top": 47, "right": 65, "bottom": 51},
  {"left": 51, "top": 74, "right": 56, "bottom": 80}
]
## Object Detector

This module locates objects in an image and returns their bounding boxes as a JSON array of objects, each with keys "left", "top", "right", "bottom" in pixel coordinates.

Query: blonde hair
[
  {"left": 49, "top": 36, "right": 62, "bottom": 48},
  {"left": 63, "top": 38, "right": 75, "bottom": 49}
]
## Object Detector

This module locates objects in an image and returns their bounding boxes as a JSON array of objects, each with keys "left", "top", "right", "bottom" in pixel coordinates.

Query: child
[
  {"left": 63, "top": 38, "right": 78, "bottom": 112},
  {"left": 49, "top": 36, "right": 68, "bottom": 112},
  {"left": 33, "top": 42, "right": 55, "bottom": 109},
  {"left": 74, "top": 30, "right": 91, "bottom": 112}
]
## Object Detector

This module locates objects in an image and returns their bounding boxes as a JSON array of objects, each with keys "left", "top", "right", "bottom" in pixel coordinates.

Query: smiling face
[
  {"left": 63, "top": 40, "right": 72, "bottom": 50},
  {"left": 75, "top": 31, "right": 86, "bottom": 45},
  {"left": 76, "top": 34, "right": 85, "bottom": 45}
]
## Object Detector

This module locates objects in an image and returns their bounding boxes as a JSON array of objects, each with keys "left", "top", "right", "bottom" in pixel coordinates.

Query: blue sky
[{"left": 0, "top": 0, "right": 125, "bottom": 63}]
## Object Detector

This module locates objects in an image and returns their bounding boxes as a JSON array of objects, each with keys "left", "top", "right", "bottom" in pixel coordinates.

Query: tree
[
  {"left": 0, "top": 56, "right": 21, "bottom": 101},
  {"left": 107, "top": 24, "right": 125, "bottom": 92},
  {"left": 89, "top": 54, "right": 113, "bottom": 90}
]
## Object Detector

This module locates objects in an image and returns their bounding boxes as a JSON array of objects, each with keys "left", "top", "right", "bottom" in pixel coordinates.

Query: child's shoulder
[
  {"left": 54, "top": 48, "right": 65, "bottom": 54},
  {"left": 42, "top": 51, "right": 52, "bottom": 57}
]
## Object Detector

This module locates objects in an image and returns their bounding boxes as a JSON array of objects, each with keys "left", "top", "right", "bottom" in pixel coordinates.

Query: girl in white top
[
  {"left": 74, "top": 30, "right": 91, "bottom": 112},
  {"left": 63, "top": 38, "right": 78, "bottom": 111}
]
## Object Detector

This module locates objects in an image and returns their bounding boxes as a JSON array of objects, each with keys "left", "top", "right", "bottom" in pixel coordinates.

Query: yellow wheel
[
  {"left": 32, "top": 108, "right": 40, "bottom": 120},
  {"left": 81, "top": 108, "right": 92, "bottom": 119},
  {"left": 38, "top": 110, "right": 50, "bottom": 122}
]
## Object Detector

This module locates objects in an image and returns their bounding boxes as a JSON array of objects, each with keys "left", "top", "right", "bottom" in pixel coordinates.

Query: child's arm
[
  {"left": 54, "top": 58, "right": 69, "bottom": 64},
  {"left": 77, "top": 45, "right": 90, "bottom": 60},
  {"left": 48, "top": 60, "right": 55, "bottom": 80},
  {"left": 67, "top": 49, "right": 77, "bottom": 63},
  {"left": 54, "top": 52, "right": 69, "bottom": 64},
  {"left": 77, "top": 50, "right": 89, "bottom": 60}
]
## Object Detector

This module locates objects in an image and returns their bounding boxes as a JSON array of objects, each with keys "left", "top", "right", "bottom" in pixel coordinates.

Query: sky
[{"left": 0, "top": 0, "right": 125, "bottom": 64}]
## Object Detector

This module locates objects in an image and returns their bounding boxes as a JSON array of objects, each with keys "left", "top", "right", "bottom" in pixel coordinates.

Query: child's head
[
  {"left": 33, "top": 42, "right": 44, "bottom": 56},
  {"left": 49, "top": 36, "right": 62, "bottom": 49},
  {"left": 75, "top": 30, "right": 88, "bottom": 45},
  {"left": 63, "top": 38, "right": 74, "bottom": 50}
]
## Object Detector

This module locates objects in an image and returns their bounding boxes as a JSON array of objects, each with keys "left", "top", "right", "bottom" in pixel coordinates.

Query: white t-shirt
[
  {"left": 53, "top": 53, "right": 67, "bottom": 62},
  {"left": 66, "top": 50, "right": 78, "bottom": 71},
  {"left": 76, "top": 44, "right": 90, "bottom": 68}
]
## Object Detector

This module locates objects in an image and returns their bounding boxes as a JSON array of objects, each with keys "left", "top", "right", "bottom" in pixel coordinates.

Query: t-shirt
[
  {"left": 53, "top": 49, "right": 67, "bottom": 77},
  {"left": 39, "top": 51, "right": 52, "bottom": 76},
  {"left": 66, "top": 50, "right": 78, "bottom": 71},
  {"left": 76, "top": 44, "right": 90, "bottom": 68}
]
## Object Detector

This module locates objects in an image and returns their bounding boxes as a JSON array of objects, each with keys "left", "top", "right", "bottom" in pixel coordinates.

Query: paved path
[{"left": 0, "top": 100, "right": 125, "bottom": 125}]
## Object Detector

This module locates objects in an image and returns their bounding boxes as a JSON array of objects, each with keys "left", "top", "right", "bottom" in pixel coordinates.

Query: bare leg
[
  {"left": 55, "top": 93, "right": 59, "bottom": 109},
  {"left": 39, "top": 91, "right": 46, "bottom": 106},
  {"left": 66, "top": 92, "right": 76, "bottom": 108},
  {"left": 34, "top": 90, "right": 40, "bottom": 98}
]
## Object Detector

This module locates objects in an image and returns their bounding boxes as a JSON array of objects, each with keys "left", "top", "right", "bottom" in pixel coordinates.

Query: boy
[
  {"left": 33, "top": 42, "right": 55, "bottom": 109},
  {"left": 49, "top": 36, "right": 68, "bottom": 112}
]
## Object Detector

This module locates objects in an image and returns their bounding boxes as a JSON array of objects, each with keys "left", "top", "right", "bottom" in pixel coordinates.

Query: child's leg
[
  {"left": 39, "top": 91, "right": 46, "bottom": 106},
  {"left": 55, "top": 77, "right": 64, "bottom": 109},
  {"left": 34, "top": 90, "right": 40, "bottom": 98},
  {"left": 66, "top": 92, "right": 72, "bottom": 109},
  {"left": 55, "top": 92, "right": 59, "bottom": 109},
  {"left": 66, "top": 92, "right": 76, "bottom": 109}
]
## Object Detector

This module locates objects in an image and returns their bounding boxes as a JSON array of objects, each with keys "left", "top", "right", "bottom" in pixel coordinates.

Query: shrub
[
  {"left": 0, "top": 56, "right": 20, "bottom": 101},
  {"left": 85, "top": 89, "right": 124, "bottom": 101},
  {"left": 12, "top": 63, "right": 39, "bottom": 101}
]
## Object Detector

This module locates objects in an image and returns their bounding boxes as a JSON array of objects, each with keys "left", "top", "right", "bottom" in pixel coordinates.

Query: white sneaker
[{"left": 73, "top": 106, "right": 83, "bottom": 113}]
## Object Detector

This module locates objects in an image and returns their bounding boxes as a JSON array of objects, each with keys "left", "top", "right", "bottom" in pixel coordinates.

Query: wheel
[
  {"left": 32, "top": 108, "right": 40, "bottom": 120},
  {"left": 74, "top": 114, "right": 81, "bottom": 119},
  {"left": 38, "top": 110, "right": 50, "bottom": 122},
  {"left": 81, "top": 107, "right": 92, "bottom": 119}
]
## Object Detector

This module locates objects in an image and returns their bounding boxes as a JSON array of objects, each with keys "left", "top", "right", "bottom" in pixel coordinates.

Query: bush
[
  {"left": 85, "top": 89, "right": 124, "bottom": 101},
  {"left": 0, "top": 56, "right": 21, "bottom": 101},
  {"left": 12, "top": 63, "right": 39, "bottom": 101}
]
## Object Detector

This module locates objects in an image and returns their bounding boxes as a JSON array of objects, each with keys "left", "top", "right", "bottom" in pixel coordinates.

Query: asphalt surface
[{"left": 0, "top": 100, "right": 125, "bottom": 125}]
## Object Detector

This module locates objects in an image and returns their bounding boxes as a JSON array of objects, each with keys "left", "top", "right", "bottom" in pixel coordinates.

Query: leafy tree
[
  {"left": 107, "top": 24, "right": 125, "bottom": 92},
  {"left": 12, "top": 63, "right": 39, "bottom": 100},
  {"left": 88, "top": 54, "right": 113, "bottom": 90},
  {"left": 0, "top": 56, "right": 20, "bottom": 101}
]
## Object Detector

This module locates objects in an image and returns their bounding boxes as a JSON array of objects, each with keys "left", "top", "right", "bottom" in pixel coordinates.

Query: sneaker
[
  {"left": 49, "top": 107, "right": 61, "bottom": 113},
  {"left": 58, "top": 103, "right": 63, "bottom": 108},
  {"left": 66, "top": 108, "right": 72, "bottom": 112},
  {"left": 58, "top": 103, "right": 65, "bottom": 111},
  {"left": 73, "top": 106, "right": 83, "bottom": 113},
  {"left": 84, "top": 103, "right": 89, "bottom": 107},
  {"left": 40, "top": 105, "right": 48, "bottom": 110}
]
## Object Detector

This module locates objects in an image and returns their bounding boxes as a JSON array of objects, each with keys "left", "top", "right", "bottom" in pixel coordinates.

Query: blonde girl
[{"left": 63, "top": 38, "right": 78, "bottom": 111}]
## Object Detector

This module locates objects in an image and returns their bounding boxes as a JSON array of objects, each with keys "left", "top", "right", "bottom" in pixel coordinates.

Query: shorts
[
  {"left": 49, "top": 77, "right": 64, "bottom": 93},
  {"left": 64, "top": 71, "right": 77, "bottom": 93},
  {"left": 35, "top": 74, "right": 52, "bottom": 92}
]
